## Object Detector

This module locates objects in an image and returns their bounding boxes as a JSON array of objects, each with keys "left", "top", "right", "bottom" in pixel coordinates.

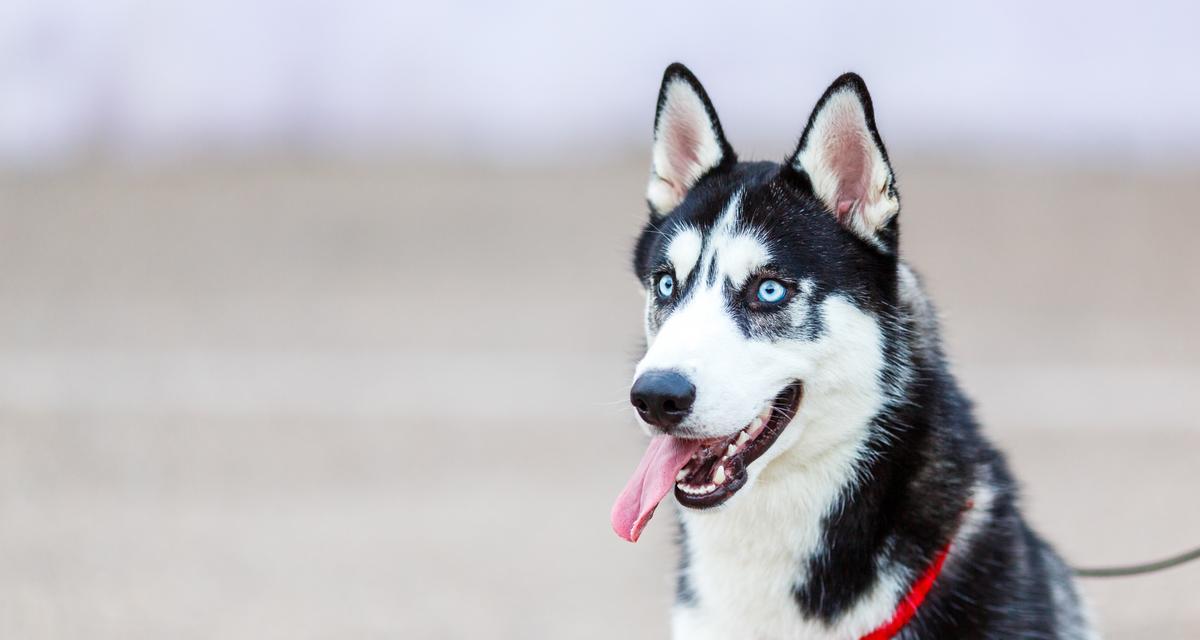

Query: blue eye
[
  {"left": 656, "top": 274, "right": 675, "bottom": 299},
  {"left": 756, "top": 279, "right": 787, "bottom": 304}
]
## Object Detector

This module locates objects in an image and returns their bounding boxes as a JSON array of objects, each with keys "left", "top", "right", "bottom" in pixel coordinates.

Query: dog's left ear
[
  {"left": 789, "top": 73, "right": 899, "bottom": 244},
  {"left": 646, "top": 63, "right": 736, "bottom": 216}
]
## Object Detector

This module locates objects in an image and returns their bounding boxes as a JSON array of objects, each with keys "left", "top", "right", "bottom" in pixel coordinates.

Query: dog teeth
[
  {"left": 677, "top": 482, "right": 720, "bottom": 496},
  {"left": 677, "top": 469, "right": 689, "bottom": 481},
  {"left": 726, "top": 444, "right": 738, "bottom": 457},
  {"left": 713, "top": 465, "right": 726, "bottom": 484},
  {"left": 736, "top": 431, "right": 750, "bottom": 446}
]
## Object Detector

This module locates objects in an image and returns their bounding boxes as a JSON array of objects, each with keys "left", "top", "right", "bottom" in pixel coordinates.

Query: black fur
[{"left": 631, "top": 65, "right": 1090, "bottom": 639}]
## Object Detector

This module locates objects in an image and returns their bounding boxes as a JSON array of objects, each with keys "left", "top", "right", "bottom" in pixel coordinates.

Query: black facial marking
[
  {"left": 704, "top": 254, "right": 718, "bottom": 287},
  {"left": 794, "top": 281, "right": 828, "bottom": 342},
  {"left": 635, "top": 161, "right": 898, "bottom": 343}
]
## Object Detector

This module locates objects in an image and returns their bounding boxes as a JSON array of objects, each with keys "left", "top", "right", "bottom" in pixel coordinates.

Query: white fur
[
  {"left": 668, "top": 297, "right": 904, "bottom": 639},
  {"left": 637, "top": 282, "right": 772, "bottom": 438},
  {"left": 647, "top": 79, "right": 725, "bottom": 214},
  {"left": 708, "top": 231, "right": 770, "bottom": 289},
  {"left": 667, "top": 226, "right": 704, "bottom": 286},
  {"left": 793, "top": 87, "right": 898, "bottom": 242}
]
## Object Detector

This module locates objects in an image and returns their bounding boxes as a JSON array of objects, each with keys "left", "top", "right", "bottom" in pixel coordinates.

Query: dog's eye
[
  {"left": 655, "top": 274, "right": 675, "bottom": 300},
  {"left": 756, "top": 279, "right": 787, "bottom": 304}
]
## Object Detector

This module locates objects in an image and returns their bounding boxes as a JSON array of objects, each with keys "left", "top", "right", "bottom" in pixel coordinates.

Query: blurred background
[{"left": 1, "top": 2, "right": 1198, "bottom": 638}]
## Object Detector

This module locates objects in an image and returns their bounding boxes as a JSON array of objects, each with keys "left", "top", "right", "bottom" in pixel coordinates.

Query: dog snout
[{"left": 630, "top": 370, "right": 696, "bottom": 431}]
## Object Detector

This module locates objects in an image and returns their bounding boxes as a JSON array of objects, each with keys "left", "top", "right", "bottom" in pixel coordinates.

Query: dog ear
[
  {"left": 789, "top": 73, "right": 899, "bottom": 244},
  {"left": 646, "top": 63, "right": 736, "bottom": 216}
]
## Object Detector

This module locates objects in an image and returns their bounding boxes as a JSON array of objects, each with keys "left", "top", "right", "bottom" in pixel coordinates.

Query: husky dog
[{"left": 611, "top": 64, "right": 1096, "bottom": 639}]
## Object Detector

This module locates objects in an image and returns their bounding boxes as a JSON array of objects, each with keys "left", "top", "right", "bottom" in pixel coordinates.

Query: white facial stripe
[
  {"left": 667, "top": 226, "right": 703, "bottom": 285},
  {"left": 697, "top": 191, "right": 742, "bottom": 285},
  {"left": 690, "top": 191, "right": 771, "bottom": 289},
  {"left": 713, "top": 233, "right": 770, "bottom": 288}
]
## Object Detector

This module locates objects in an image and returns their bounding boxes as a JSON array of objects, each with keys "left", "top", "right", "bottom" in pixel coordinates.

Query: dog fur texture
[{"left": 625, "top": 63, "right": 1097, "bottom": 639}]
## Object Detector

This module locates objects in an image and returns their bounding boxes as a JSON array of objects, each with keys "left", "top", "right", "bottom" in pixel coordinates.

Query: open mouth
[
  {"left": 610, "top": 381, "right": 804, "bottom": 542},
  {"left": 672, "top": 381, "right": 804, "bottom": 508}
]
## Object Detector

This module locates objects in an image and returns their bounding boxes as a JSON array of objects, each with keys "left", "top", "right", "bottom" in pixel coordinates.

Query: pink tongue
[{"left": 611, "top": 435, "right": 704, "bottom": 542}]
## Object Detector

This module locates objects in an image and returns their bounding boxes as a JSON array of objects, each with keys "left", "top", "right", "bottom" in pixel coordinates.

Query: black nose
[{"left": 630, "top": 370, "right": 696, "bottom": 430}]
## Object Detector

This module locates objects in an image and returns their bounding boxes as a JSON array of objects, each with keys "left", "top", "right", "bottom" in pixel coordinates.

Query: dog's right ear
[
  {"left": 788, "top": 73, "right": 898, "bottom": 246},
  {"left": 646, "top": 63, "right": 735, "bottom": 216}
]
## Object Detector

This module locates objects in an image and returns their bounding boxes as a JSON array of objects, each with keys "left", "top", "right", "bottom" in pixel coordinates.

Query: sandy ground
[{"left": 0, "top": 157, "right": 1197, "bottom": 638}]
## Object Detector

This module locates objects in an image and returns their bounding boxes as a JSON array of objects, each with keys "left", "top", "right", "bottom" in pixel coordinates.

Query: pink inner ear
[
  {"left": 663, "top": 104, "right": 703, "bottom": 196},
  {"left": 835, "top": 139, "right": 873, "bottom": 222},
  {"left": 826, "top": 126, "right": 872, "bottom": 224}
]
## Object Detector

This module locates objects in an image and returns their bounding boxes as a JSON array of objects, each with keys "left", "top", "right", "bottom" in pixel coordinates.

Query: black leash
[{"left": 1073, "top": 544, "right": 1200, "bottom": 578}]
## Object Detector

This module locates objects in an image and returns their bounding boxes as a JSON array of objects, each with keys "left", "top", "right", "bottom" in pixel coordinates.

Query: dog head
[{"left": 613, "top": 64, "right": 909, "bottom": 541}]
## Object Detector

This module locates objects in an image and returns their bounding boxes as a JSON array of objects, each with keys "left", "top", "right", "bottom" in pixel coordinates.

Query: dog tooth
[
  {"left": 737, "top": 431, "right": 750, "bottom": 446},
  {"left": 677, "top": 469, "right": 688, "bottom": 482},
  {"left": 727, "top": 444, "right": 738, "bottom": 456},
  {"left": 704, "top": 484, "right": 716, "bottom": 493},
  {"left": 713, "top": 465, "right": 726, "bottom": 484}
]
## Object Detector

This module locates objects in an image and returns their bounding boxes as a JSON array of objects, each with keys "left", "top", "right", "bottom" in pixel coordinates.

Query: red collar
[
  {"left": 860, "top": 498, "right": 974, "bottom": 639},
  {"left": 858, "top": 540, "right": 953, "bottom": 640}
]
